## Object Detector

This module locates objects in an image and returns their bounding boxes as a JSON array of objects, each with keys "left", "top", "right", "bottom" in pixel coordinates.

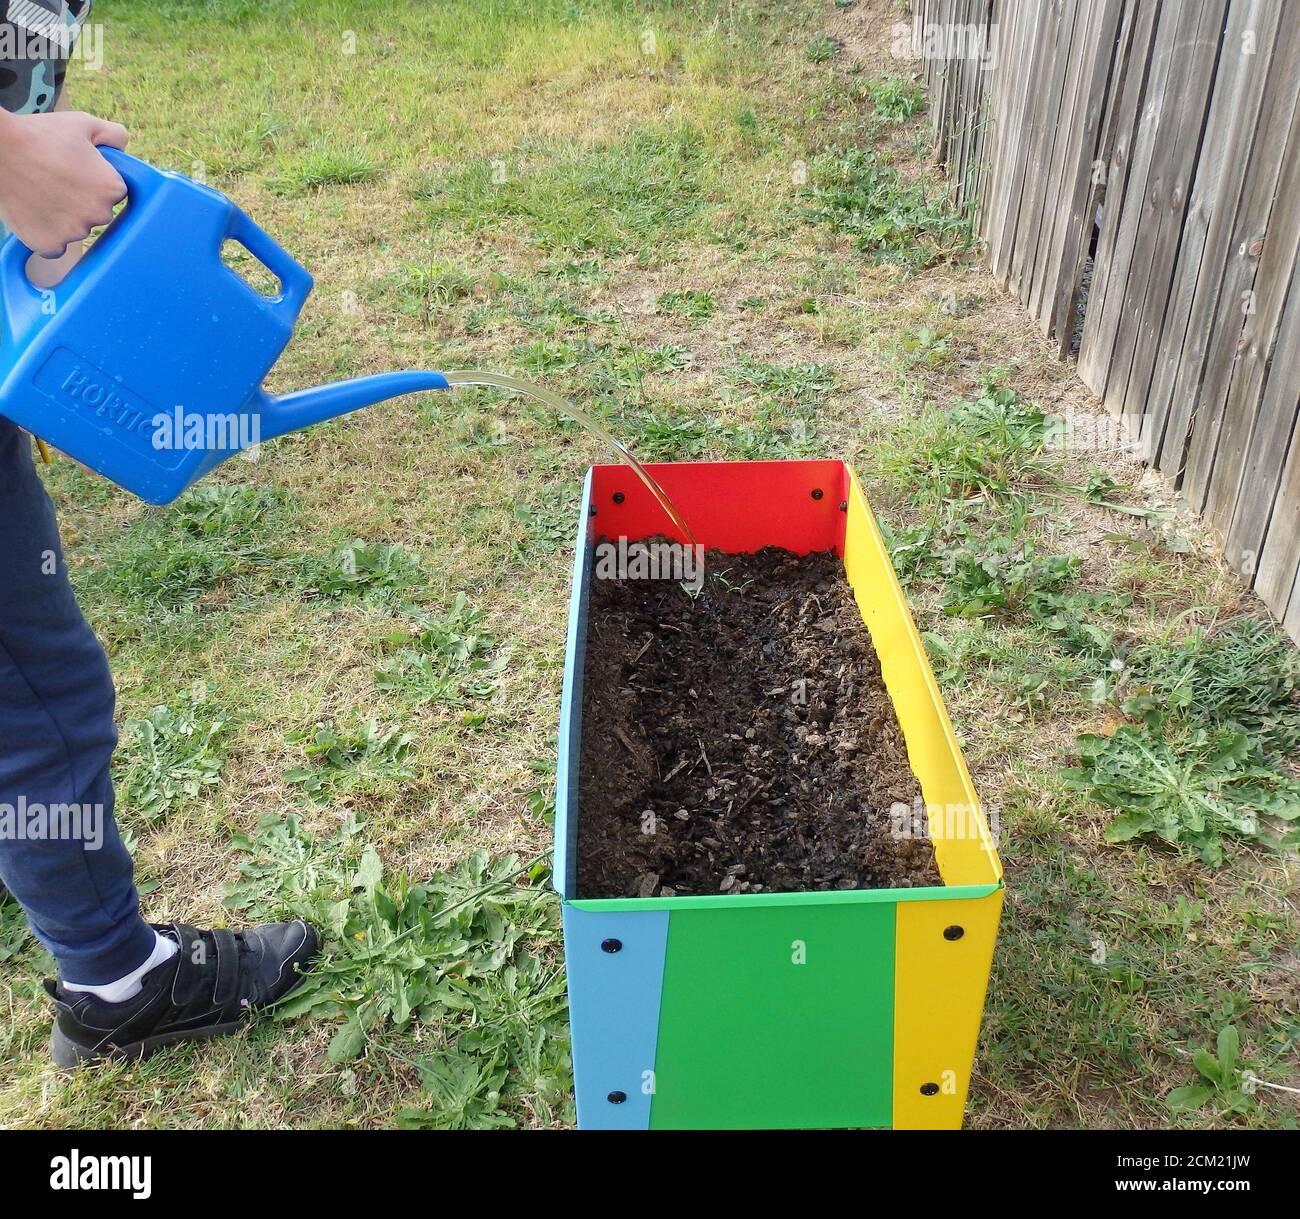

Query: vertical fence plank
[
  {"left": 1028, "top": 0, "right": 1093, "bottom": 329},
  {"left": 1256, "top": 380, "right": 1300, "bottom": 625},
  {"left": 1048, "top": 0, "right": 1128, "bottom": 353},
  {"left": 1081, "top": 2, "right": 1183, "bottom": 405},
  {"left": 1229, "top": 255, "right": 1300, "bottom": 589},
  {"left": 1139, "top": 0, "right": 1269, "bottom": 465},
  {"left": 1109, "top": 0, "right": 1227, "bottom": 429},
  {"left": 992, "top": 1, "right": 1055, "bottom": 286},
  {"left": 1211, "top": 102, "right": 1300, "bottom": 552},
  {"left": 1180, "top": 11, "right": 1300, "bottom": 513},
  {"left": 1076, "top": 0, "right": 1163, "bottom": 395},
  {"left": 979, "top": 2, "right": 1029, "bottom": 260},
  {"left": 1010, "top": 0, "right": 1075, "bottom": 301}
]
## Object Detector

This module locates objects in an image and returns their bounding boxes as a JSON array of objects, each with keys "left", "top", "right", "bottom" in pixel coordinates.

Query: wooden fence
[{"left": 911, "top": 0, "right": 1300, "bottom": 642}]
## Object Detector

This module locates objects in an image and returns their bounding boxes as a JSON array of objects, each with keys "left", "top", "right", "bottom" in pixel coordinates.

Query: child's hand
[{"left": 0, "top": 109, "right": 130, "bottom": 259}]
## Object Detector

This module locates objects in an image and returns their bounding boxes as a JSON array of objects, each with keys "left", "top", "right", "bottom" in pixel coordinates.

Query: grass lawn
[{"left": 1, "top": 0, "right": 1296, "bottom": 1129}]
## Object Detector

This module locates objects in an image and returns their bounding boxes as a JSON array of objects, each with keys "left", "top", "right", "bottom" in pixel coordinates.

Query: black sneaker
[{"left": 45, "top": 920, "right": 319, "bottom": 1069}]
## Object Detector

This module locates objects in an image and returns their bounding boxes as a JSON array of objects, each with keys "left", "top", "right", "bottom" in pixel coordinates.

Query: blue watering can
[{"left": 0, "top": 148, "right": 450, "bottom": 504}]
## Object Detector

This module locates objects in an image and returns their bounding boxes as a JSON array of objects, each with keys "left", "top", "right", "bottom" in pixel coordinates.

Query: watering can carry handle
[
  {"left": 0, "top": 148, "right": 313, "bottom": 323},
  {"left": 99, "top": 147, "right": 315, "bottom": 319},
  {"left": 0, "top": 147, "right": 163, "bottom": 301},
  {"left": 98, "top": 144, "right": 161, "bottom": 199},
  {"left": 222, "top": 198, "right": 314, "bottom": 321}
]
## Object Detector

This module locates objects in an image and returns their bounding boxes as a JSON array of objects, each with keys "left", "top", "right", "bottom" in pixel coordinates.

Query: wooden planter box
[{"left": 554, "top": 459, "right": 1003, "bottom": 1129}]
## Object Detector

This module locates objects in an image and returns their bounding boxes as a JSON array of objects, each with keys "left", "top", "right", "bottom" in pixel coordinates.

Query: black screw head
[
  {"left": 588, "top": 504, "right": 597, "bottom": 517},
  {"left": 612, "top": 491, "right": 625, "bottom": 504},
  {"left": 607, "top": 1090, "right": 628, "bottom": 1104},
  {"left": 943, "top": 925, "right": 965, "bottom": 941},
  {"left": 838, "top": 499, "right": 848, "bottom": 512},
  {"left": 810, "top": 488, "right": 824, "bottom": 500},
  {"left": 601, "top": 938, "right": 623, "bottom": 954},
  {"left": 920, "top": 1082, "right": 940, "bottom": 1096}
]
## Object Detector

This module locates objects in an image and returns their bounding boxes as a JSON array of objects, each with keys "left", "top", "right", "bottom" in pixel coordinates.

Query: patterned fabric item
[{"left": 0, "top": 0, "right": 91, "bottom": 115}]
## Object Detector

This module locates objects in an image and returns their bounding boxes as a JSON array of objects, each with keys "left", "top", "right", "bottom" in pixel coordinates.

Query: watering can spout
[{"left": 258, "top": 370, "right": 452, "bottom": 440}]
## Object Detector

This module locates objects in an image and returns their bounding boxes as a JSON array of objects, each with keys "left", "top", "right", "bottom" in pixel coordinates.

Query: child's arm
[{"left": 0, "top": 105, "right": 130, "bottom": 260}]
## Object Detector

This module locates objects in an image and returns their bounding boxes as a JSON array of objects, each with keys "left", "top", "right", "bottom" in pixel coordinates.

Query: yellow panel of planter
[
  {"left": 842, "top": 466, "right": 1002, "bottom": 1129},
  {"left": 842, "top": 467, "right": 1002, "bottom": 890},
  {"left": 892, "top": 892, "right": 1003, "bottom": 1128}
]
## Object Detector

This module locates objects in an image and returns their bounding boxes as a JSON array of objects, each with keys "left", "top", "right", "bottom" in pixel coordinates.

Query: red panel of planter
[{"left": 590, "top": 459, "right": 849, "bottom": 555}]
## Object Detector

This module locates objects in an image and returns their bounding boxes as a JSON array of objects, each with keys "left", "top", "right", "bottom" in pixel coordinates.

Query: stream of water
[{"left": 441, "top": 370, "right": 697, "bottom": 547}]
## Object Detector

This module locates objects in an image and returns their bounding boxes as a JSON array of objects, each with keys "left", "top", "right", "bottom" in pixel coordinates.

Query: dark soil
[{"left": 577, "top": 545, "right": 940, "bottom": 897}]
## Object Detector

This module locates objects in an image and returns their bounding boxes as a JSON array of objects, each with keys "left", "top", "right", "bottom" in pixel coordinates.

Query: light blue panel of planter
[
  {"left": 563, "top": 904, "right": 669, "bottom": 1130},
  {"left": 554, "top": 469, "right": 595, "bottom": 900}
]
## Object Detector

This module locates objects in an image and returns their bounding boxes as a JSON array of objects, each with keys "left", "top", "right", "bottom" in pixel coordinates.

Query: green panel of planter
[{"left": 650, "top": 902, "right": 895, "bottom": 1129}]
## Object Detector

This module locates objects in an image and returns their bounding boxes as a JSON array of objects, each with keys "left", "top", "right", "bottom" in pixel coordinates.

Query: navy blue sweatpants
[{"left": 0, "top": 417, "right": 154, "bottom": 985}]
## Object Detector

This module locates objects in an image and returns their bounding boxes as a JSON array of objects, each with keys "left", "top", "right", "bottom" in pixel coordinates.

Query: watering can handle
[
  {"left": 101, "top": 146, "right": 315, "bottom": 320},
  {"left": 98, "top": 145, "right": 163, "bottom": 197},
  {"left": 0, "top": 147, "right": 159, "bottom": 299},
  {"left": 223, "top": 202, "right": 314, "bottom": 320},
  {"left": 0, "top": 148, "right": 313, "bottom": 323},
  {"left": 99, "top": 147, "right": 314, "bottom": 319}
]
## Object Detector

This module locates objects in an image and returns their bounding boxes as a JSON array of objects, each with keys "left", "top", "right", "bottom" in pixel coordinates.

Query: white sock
[{"left": 64, "top": 930, "right": 179, "bottom": 1004}]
